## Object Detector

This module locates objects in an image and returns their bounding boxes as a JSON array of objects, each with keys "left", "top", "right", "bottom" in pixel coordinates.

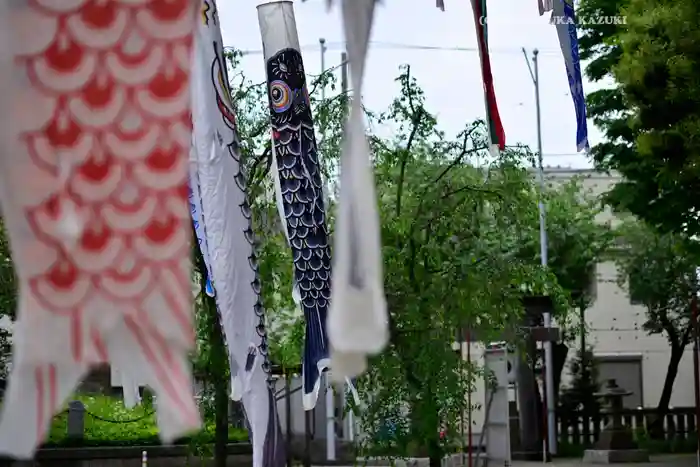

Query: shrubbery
[{"left": 45, "top": 395, "right": 248, "bottom": 448}]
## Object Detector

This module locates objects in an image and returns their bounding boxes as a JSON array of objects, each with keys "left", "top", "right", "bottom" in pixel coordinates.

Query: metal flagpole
[
  {"left": 339, "top": 49, "right": 355, "bottom": 446},
  {"left": 319, "top": 36, "right": 337, "bottom": 462},
  {"left": 692, "top": 270, "right": 700, "bottom": 467},
  {"left": 522, "top": 47, "right": 556, "bottom": 459}
]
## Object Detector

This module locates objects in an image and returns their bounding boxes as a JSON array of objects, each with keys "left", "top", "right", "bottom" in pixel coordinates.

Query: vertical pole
[
  {"left": 347, "top": 403, "right": 355, "bottom": 442},
  {"left": 325, "top": 379, "right": 335, "bottom": 461},
  {"left": 318, "top": 36, "right": 336, "bottom": 464},
  {"left": 319, "top": 38, "right": 326, "bottom": 101},
  {"left": 341, "top": 52, "right": 348, "bottom": 97},
  {"left": 692, "top": 293, "right": 700, "bottom": 467},
  {"left": 285, "top": 371, "right": 292, "bottom": 467},
  {"left": 532, "top": 48, "right": 556, "bottom": 459},
  {"left": 579, "top": 298, "right": 588, "bottom": 413},
  {"left": 304, "top": 409, "right": 312, "bottom": 467},
  {"left": 467, "top": 334, "right": 473, "bottom": 467}
]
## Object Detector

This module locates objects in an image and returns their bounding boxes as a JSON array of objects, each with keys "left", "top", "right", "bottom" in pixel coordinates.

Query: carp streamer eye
[{"left": 270, "top": 80, "right": 292, "bottom": 113}]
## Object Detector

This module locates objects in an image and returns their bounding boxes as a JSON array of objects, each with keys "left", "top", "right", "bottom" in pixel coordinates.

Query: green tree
[
  {"left": 579, "top": 0, "right": 700, "bottom": 236},
  {"left": 612, "top": 0, "right": 700, "bottom": 236},
  {"left": 0, "top": 222, "right": 16, "bottom": 382},
  {"left": 577, "top": 0, "right": 633, "bottom": 177},
  {"left": 354, "top": 66, "right": 573, "bottom": 466},
  {"left": 192, "top": 253, "right": 230, "bottom": 467},
  {"left": 577, "top": 0, "right": 632, "bottom": 172},
  {"left": 614, "top": 220, "right": 697, "bottom": 434},
  {"left": 226, "top": 50, "right": 612, "bottom": 461},
  {"left": 510, "top": 175, "right": 612, "bottom": 450},
  {"left": 558, "top": 347, "right": 601, "bottom": 415}
]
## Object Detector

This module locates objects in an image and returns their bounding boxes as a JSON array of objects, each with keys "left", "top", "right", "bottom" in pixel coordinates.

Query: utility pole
[
  {"left": 692, "top": 283, "right": 700, "bottom": 467},
  {"left": 341, "top": 51, "right": 348, "bottom": 96},
  {"left": 320, "top": 37, "right": 327, "bottom": 101},
  {"left": 522, "top": 47, "right": 556, "bottom": 459},
  {"left": 339, "top": 49, "right": 354, "bottom": 447},
  {"left": 319, "top": 37, "right": 337, "bottom": 463}
]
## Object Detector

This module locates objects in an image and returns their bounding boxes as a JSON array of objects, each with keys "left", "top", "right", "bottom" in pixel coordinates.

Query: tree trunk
[
  {"left": 206, "top": 293, "right": 229, "bottom": 467},
  {"left": 428, "top": 436, "right": 442, "bottom": 467},
  {"left": 410, "top": 394, "right": 443, "bottom": 465},
  {"left": 648, "top": 345, "right": 684, "bottom": 439},
  {"left": 214, "top": 375, "right": 229, "bottom": 467},
  {"left": 552, "top": 343, "right": 569, "bottom": 409},
  {"left": 195, "top": 241, "right": 229, "bottom": 467}
]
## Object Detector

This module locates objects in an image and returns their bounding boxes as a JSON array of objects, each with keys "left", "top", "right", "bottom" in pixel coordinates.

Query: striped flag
[
  {"left": 470, "top": 0, "right": 506, "bottom": 155},
  {"left": 552, "top": 0, "right": 589, "bottom": 151}
]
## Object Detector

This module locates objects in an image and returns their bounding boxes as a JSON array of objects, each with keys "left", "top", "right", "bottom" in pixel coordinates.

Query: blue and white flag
[{"left": 553, "top": 0, "right": 589, "bottom": 152}]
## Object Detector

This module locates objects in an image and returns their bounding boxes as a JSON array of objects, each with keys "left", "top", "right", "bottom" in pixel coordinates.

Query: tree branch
[
  {"left": 441, "top": 184, "right": 503, "bottom": 201},
  {"left": 658, "top": 310, "right": 679, "bottom": 348},
  {"left": 395, "top": 66, "right": 423, "bottom": 218},
  {"left": 249, "top": 145, "right": 272, "bottom": 187},
  {"left": 432, "top": 129, "right": 482, "bottom": 186},
  {"left": 680, "top": 319, "right": 693, "bottom": 347}
]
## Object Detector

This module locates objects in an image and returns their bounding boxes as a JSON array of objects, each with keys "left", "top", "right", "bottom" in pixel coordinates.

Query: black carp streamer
[{"left": 265, "top": 48, "right": 331, "bottom": 407}]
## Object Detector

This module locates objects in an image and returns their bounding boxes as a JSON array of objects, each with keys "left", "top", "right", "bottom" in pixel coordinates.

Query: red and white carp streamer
[
  {"left": 0, "top": 0, "right": 200, "bottom": 456},
  {"left": 328, "top": 0, "right": 388, "bottom": 382}
]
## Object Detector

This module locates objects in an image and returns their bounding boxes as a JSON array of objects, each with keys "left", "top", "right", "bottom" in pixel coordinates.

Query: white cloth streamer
[
  {"left": 190, "top": 3, "right": 285, "bottom": 467},
  {"left": 328, "top": 0, "right": 388, "bottom": 382}
]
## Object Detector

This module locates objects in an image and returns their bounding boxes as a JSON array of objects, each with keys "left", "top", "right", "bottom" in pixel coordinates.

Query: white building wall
[
  {"left": 453, "top": 168, "right": 696, "bottom": 444},
  {"left": 546, "top": 168, "right": 695, "bottom": 408}
]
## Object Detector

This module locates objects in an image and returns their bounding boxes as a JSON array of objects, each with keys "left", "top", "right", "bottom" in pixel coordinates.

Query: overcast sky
[{"left": 218, "top": 0, "right": 607, "bottom": 169}]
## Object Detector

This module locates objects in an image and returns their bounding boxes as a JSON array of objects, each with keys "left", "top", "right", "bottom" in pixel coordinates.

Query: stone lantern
[{"left": 583, "top": 379, "right": 649, "bottom": 463}]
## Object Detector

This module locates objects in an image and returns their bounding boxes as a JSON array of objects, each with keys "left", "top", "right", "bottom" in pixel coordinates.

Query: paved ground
[
  {"left": 515, "top": 454, "right": 697, "bottom": 467},
  {"left": 317, "top": 454, "right": 698, "bottom": 467}
]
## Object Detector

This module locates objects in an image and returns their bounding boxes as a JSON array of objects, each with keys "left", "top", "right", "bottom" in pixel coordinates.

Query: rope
[{"left": 83, "top": 408, "right": 155, "bottom": 424}]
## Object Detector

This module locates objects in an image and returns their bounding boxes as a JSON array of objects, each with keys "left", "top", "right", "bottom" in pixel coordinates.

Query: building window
[{"left": 594, "top": 355, "right": 644, "bottom": 408}]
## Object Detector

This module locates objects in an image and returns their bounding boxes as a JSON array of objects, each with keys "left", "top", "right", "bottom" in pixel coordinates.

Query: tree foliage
[
  {"left": 558, "top": 347, "right": 601, "bottom": 414},
  {"left": 579, "top": 0, "right": 700, "bottom": 236},
  {"left": 349, "top": 66, "right": 611, "bottom": 463},
  {"left": 614, "top": 220, "right": 697, "bottom": 420},
  {"left": 519, "top": 177, "right": 612, "bottom": 311},
  {"left": 0, "top": 222, "right": 16, "bottom": 381},
  {"left": 224, "top": 50, "right": 613, "bottom": 460},
  {"left": 577, "top": 0, "right": 633, "bottom": 175},
  {"left": 612, "top": 0, "right": 700, "bottom": 236}
]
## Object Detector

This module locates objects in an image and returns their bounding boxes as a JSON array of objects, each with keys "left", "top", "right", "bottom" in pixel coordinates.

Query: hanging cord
[{"left": 82, "top": 408, "right": 155, "bottom": 424}]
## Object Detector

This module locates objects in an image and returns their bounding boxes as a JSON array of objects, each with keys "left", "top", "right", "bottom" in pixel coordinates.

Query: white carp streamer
[
  {"left": 328, "top": 0, "right": 389, "bottom": 382},
  {"left": 190, "top": 2, "right": 286, "bottom": 467},
  {"left": 0, "top": 0, "right": 200, "bottom": 456}
]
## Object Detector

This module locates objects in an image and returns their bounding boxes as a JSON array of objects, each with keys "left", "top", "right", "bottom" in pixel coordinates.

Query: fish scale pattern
[
  {"left": 0, "top": 0, "right": 200, "bottom": 457},
  {"left": 266, "top": 48, "right": 331, "bottom": 403}
]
